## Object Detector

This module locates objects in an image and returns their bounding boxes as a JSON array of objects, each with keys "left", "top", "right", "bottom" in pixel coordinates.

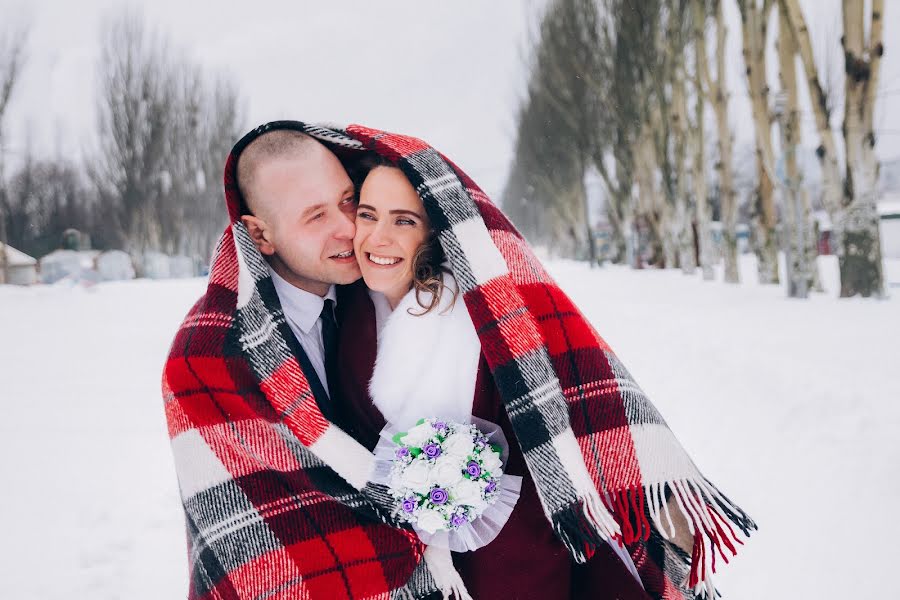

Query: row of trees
[
  {"left": 503, "top": 0, "right": 886, "bottom": 298},
  {"left": 0, "top": 11, "right": 244, "bottom": 276}
]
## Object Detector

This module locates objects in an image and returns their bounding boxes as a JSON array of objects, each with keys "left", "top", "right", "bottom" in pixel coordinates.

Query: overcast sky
[{"left": 2, "top": 0, "right": 898, "bottom": 201}]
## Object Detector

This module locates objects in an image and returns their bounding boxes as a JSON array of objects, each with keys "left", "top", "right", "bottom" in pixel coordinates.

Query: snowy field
[{"left": 1, "top": 254, "right": 897, "bottom": 600}]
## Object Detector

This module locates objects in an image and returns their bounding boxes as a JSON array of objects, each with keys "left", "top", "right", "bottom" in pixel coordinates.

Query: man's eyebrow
[{"left": 300, "top": 203, "right": 327, "bottom": 218}]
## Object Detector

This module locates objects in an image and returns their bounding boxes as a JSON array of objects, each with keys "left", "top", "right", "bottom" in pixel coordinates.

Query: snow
[
  {"left": 878, "top": 199, "right": 900, "bottom": 217},
  {"left": 1, "top": 254, "right": 898, "bottom": 599}
]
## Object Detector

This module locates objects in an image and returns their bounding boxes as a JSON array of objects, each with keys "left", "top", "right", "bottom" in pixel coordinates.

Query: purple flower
[
  {"left": 466, "top": 461, "right": 481, "bottom": 478},
  {"left": 401, "top": 497, "right": 417, "bottom": 513},
  {"left": 430, "top": 488, "right": 449, "bottom": 505},
  {"left": 395, "top": 447, "right": 410, "bottom": 459},
  {"left": 423, "top": 443, "right": 442, "bottom": 459},
  {"left": 433, "top": 421, "right": 447, "bottom": 431},
  {"left": 450, "top": 513, "right": 468, "bottom": 527},
  {"left": 485, "top": 480, "right": 497, "bottom": 494}
]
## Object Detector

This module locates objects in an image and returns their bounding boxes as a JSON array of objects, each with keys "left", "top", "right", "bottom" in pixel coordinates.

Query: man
[{"left": 237, "top": 129, "right": 359, "bottom": 425}]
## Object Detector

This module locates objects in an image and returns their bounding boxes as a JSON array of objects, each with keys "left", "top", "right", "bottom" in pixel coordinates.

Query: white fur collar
[{"left": 368, "top": 273, "right": 482, "bottom": 430}]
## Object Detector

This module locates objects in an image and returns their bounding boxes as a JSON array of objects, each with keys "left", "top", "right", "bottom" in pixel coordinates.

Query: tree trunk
[
  {"left": 672, "top": 55, "right": 696, "bottom": 274},
  {"left": 578, "top": 158, "right": 598, "bottom": 267},
  {"left": 838, "top": 0, "right": 885, "bottom": 297},
  {"left": 693, "top": 0, "right": 715, "bottom": 281},
  {"left": 713, "top": 1, "right": 740, "bottom": 283},
  {"left": 636, "top": 126, "right": 666, "bottom": 267},
  {"left": 740, "top": 0, "right": 780, "bottom": 284},
  {"left": 777, "top": 2, "right": 812, "bottom": 298},
  {"left": 779, "top": 0, "right": 843, "bottom": 217}
]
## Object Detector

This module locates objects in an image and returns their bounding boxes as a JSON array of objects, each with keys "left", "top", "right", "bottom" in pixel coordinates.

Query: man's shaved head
[
  {"left": 236, "top": 127, "right": 360, "bottom": 295},
  {"left": 237, "top": 129, "right": 319, "bottom": 217}
]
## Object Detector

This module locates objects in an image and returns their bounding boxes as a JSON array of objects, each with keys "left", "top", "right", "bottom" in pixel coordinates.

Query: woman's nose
[{"left": 368, "top": 222, "right": 392, "bottom": 247}]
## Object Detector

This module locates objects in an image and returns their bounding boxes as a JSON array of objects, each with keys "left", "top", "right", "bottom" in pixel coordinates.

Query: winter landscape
[
  {"left": 2, "top": 0, "right": 899, "bottom": 598},
  {"left": 1, "top": 254, "right": 897, "bottom": 599}
]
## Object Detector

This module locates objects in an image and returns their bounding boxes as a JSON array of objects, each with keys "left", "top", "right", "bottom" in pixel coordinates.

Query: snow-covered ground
[{"left": 1, "top": 254, "right": 897, "bottom": 599}]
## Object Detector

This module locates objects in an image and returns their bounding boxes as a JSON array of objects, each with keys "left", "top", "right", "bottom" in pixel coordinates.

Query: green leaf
[
  {"left": 409, "top": 447, "right": 423, "bottom": 457},
  {"left": 392, "top": 432, "right": 407, "bottom": 445}
]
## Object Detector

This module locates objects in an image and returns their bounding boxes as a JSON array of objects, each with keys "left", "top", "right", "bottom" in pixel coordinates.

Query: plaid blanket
[{"left": 163, "top": 120, "right": 755, "bottom": 599}]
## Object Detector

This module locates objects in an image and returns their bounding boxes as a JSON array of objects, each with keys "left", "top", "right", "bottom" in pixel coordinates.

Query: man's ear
[{"left": 241, "top": 215, "right": 276, "bottom": 255}]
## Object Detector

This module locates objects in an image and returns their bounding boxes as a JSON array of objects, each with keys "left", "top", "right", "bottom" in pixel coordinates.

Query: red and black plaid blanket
[{"left": 163, "top": 121, "right": 755, "bottom": 599}]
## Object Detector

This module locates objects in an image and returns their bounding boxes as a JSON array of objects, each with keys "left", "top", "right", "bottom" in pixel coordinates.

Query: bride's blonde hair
[{"left": 348, "top": 152, "right": 459, "bottom": 316}]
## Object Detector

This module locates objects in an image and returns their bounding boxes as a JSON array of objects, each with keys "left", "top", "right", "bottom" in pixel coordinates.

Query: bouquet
[{"left": 373, "top": 417, "right": 522, "bottom": 550}]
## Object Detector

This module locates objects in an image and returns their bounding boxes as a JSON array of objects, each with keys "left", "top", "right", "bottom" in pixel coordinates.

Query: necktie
[{"left": 320, "top": 299, "right": 339, "bottom": 401}]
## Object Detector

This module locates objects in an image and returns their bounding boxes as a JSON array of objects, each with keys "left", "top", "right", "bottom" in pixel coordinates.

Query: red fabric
[{"left": 335, "top": 283, "right": 651, "bottom": 600}]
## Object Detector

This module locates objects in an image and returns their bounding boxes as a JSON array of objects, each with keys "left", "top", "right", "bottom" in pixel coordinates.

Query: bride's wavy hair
[{"left": 347, "top": 152, "right": 458, "bottom": 316}]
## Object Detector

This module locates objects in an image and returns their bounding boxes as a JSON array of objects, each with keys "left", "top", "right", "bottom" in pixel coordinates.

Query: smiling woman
[{"left": 351, "top": 153, "right": 456, "bottom": 313}]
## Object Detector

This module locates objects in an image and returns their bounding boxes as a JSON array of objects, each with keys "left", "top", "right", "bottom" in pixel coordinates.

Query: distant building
[{"left": 0, "top": 243, "right": 39, "bottom": 286}]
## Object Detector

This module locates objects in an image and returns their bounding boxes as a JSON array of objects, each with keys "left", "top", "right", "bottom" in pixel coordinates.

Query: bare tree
[
  {"left": 91, "top": 10, "right": 244, "bottom": 270},
  {"left": 737, "top": 0, "right": 781, "bottom": 284},
  {"left": 697, "top": 0, "right": 741, "bottom": 283},
  {"left": 780, "top": 0, "right": 886, "bottom": 297},
  {"left": 692, "top": 0, "right": 716, "bottom": 281},
  {"left": 92, "top": 11, "right": 172, "bottom": 257},
  {"left": 0, "top": 21, "right": 29, "bottom": 284},
  {"left": 773, "top": 2, "right": 825, "bottom": 298},
  {"left": 503, "top": 0, "right": 602, "bottom": 261}
]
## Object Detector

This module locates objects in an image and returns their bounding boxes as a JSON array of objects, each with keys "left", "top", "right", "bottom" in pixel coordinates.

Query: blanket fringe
[
  {"left": 551, "top": 494, "right": 622, "bottom": 564},
  {"left": 609, "top": 477, "right": 756, "bottom": 594},
  {"left": 423, "top": 545, "right": 472, "bottom": 600}
]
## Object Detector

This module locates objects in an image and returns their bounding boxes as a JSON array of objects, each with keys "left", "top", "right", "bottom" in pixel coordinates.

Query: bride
[{"left": 334, "top": 153, "right": 649, "bottom": 600}]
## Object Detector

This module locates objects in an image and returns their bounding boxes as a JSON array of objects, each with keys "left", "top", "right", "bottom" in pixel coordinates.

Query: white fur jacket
[{"left": 367, "top": 272, "right": 482, "bottom": 430}]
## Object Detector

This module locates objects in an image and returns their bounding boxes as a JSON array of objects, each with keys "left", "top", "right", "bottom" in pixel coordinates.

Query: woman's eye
[
  {"left": 357, "top": 212, "right": 376, "bottom": 221},
  {"left": 396, "top": 218, "right": 416, "bottom": 226},
  {"left": 340, "top": 196, "right": 354, "bottom": 206}
]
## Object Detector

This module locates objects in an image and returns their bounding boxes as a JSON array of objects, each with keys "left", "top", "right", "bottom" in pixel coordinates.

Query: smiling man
[{"left": 238, "top": 130, "right": 361, "bottom": 295}]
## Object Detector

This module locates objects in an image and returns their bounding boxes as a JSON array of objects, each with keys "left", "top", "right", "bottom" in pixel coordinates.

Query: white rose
[
  {"left": 480, "top": 448, "right": 503, "bottom": 475},
  {"left": 400, "top": 422, "right": 436, "bottom": 447},
  {"left": 430, "top": 455, "right": 465, "bottom": 488},
  {"left": 400, "top": 458, "right": 433, "bottom": 494},
  {"left": 443, "top": 432, "right": 475, "bottom": 460},
  {"left": 416, "top": 508, "right": 447, "bottom": 534},
  {"left": 452, "top": 478, "right": 486, "bottom": 510}
]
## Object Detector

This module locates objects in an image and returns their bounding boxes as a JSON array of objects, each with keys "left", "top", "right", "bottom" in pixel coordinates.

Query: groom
[{"left": 163, "top": 122, "right": 653, "bottom": 599}]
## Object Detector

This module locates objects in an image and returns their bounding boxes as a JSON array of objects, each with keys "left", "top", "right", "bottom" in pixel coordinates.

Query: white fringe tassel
[{"left": 423, "top": 545, "right": 472, "bottom": 600}]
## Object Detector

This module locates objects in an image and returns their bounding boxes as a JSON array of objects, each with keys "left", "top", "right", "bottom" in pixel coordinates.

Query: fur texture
[{"left": 368, "top": 273, "right": 481, "bottom": 429}]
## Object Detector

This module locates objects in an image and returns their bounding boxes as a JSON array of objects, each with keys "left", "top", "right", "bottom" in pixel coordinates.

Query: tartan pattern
[{"left": 163, "top": 120, "right": 755, "bottom": 600}]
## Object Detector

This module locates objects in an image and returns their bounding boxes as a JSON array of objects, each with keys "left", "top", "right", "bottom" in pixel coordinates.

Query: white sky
[{"left": 1, "top": 0, "right": 898, "bottom": 201}]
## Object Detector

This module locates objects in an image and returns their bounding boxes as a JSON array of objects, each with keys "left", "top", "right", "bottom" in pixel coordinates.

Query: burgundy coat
[{"left": 336, "top": 282, "right": 651, "bottom": 600}]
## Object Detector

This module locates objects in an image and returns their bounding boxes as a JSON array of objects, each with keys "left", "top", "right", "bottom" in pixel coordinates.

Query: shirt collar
[{"left": 268, "top": 265, "right": 337, "bottom": 335}]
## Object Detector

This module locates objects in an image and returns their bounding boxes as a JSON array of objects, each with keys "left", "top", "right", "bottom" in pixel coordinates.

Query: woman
[{"left": 335, "top": 153, "right": 651, "bottom": 600}]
